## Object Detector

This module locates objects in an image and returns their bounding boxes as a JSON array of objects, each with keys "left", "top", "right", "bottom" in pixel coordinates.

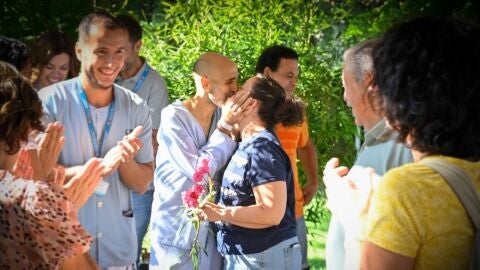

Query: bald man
[{"left": 149, "top": 52, "right": 251, "bottom": 269}]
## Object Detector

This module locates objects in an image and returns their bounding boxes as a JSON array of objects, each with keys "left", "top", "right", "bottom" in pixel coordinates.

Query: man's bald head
[
  {"left": 193, "top": 52, "right": 236, "bottom": 78},
  {"left": 191, "top": 52, "right": 238, "bottom": 106}
]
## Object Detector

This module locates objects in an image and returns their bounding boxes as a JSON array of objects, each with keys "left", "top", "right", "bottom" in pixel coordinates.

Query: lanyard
[
  {"left": 132, "top": 64, "right": 150, "bottom": 93},
  {"left": 79, "top": 87, "right": 116, "bottom": 158}
]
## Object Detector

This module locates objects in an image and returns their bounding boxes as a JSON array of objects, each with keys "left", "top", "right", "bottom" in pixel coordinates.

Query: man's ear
[
  {"left": 134, "top": 40, "right": 142, "bottom": 54},
  {"left": 363, "top": 71, "right": 374, "bottom": 86},
  {"left": 201, "top": 76, "right": 210, "bottom": 92},
  {"left": 75, "top": 42, "right": 82, "bottom": 61},
  {"left": 263, "top": 67, "right": 272, "bottom": 77}
]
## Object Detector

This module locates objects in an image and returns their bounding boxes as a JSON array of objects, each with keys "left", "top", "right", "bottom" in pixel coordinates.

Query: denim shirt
[{"left": 150, "top": 101, "right": 237, "bottom": 253}]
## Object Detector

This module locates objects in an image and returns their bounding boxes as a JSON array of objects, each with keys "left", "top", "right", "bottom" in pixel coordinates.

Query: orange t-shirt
[{"left": 274, "top": 120, "right": 309, "bottom": 218}]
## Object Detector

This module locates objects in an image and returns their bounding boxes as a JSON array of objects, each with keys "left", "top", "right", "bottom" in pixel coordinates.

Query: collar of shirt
[
  {"left": 362, "top": 118, "right": 397, "bottom": 148},
  {"left": 116, "top": 57, "right": 147, "bottom": 84}
]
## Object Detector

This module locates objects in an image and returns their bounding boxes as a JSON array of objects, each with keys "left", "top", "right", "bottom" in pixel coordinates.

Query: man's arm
[
  {"left": 148, "top": 71, "right": 169, "bottom": 157},
  {"left": 152, "top": 128, "right": 158, "bottom": 157},
  {"left": 298, "top": 137, "right": 319, "bottom": 205},
  {"left": 118, "top": 160, "right": 154, "bottom": 194}
]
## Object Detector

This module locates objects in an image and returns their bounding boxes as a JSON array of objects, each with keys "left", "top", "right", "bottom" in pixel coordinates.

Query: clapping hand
[
  {"left": 63, "top": 158, "right": 104, "bottom": 209},
  {"left": 323, "top": 158, "right": 380, "bottom": 230},
  {"left": 12, "top": 148, "right": 33, "bottom": 179},
  {"left": 37, "top": 122, "right": 65, "bottom": 179},
  {"left": 101, "top": 126, "right": 144, "bottom": 176}
]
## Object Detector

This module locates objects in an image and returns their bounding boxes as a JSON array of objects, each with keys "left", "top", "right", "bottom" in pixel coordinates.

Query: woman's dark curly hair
[
  {"left": 373, "top": 17, "right": 480, "bottom": 160},
  {"left": 0, "top": 61, "right": 44, "bottom": 154},
  {"left": 250, "top": 76, "right": 304, "bottom": 130}
]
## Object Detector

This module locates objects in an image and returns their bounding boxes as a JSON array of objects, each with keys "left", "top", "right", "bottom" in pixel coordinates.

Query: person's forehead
[
  {"left": 341, "top": 68, "right": 355, "bottom": 82},
  {"left": 211, "top": 62, "right": 238, "bottom": 81},
  {"left": 47, "top": 53, "right": 70, "bottom": 64},
  {"left": 277, "top": 58, "right": 298, "bottom": 70},
  {"left": 84, "top": 26, "right": 126, "bottom": 47}
]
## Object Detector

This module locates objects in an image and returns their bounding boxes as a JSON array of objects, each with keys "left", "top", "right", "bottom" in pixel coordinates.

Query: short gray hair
[{"left": 343, "top": 38, "right": 379, "bottom": 83}]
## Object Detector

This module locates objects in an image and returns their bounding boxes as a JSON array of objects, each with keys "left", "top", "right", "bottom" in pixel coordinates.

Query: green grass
[
  {"left": 306, "top": 213, "right": 331, "bottom": 270},
  {"left": 142, "top": 213, "right": 331, "bottom": 268}
]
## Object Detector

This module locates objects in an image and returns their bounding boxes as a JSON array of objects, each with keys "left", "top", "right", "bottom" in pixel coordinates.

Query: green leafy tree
[{"left": 138, "top": 0, "right": 477, "bottom": 226}]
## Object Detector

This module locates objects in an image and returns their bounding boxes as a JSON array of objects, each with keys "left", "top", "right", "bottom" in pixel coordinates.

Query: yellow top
[{"left": 366, "top": 155, "right": 480, "bottom": 269}]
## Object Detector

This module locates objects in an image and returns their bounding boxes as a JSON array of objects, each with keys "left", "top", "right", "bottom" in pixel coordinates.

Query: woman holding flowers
[{"left": 200, "top": 75, "right": 304, "bottom": 269}]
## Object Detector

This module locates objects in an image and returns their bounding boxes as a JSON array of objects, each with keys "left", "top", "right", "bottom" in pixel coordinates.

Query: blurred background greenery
[{"left": 2, "top": 0, "right": 478, "bottom": 268}]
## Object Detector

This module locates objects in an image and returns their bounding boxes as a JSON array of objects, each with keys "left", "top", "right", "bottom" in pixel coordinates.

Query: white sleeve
[{"left": 157, "top": 106, "right": 236, "bottom": 180}]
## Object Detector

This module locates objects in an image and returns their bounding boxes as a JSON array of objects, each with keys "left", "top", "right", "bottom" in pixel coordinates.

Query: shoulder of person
[
  {"left": 113, "top": 83, "right": 147, "bottom": 106},
  {"left": 145, "top": 62, "right": 167, "bottom": 82},
  {"left": 159, "top": 100, "right": 187, "bottom": 119},
  {"left": 251, "top": 132, "right": 284, "bottom": 153},
  {"left": 379, "top": 162, "right": 435, "bottom": 192},
  {"left": 37, "top": 78, "right": 77, "bottom": 102}
]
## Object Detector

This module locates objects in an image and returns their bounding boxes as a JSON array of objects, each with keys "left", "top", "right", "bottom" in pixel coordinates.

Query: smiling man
[
  {"left": 256, "top": 45, "right": 319, "bottom": 270},
  {"left": 38, "top": 11, "right": 154, "bottom": 269},
  {"left": 324, "top": 39, "right": 412, "bottom": 270}
]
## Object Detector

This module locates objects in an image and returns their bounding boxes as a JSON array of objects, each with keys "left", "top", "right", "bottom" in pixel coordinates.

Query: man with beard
[
  {"left": 149, "top": 52, "right": 253, "bottom": 269},
  {"left": 115, "top": 14, "right": 169, "bottom": 267},
  {"left": 39, "top": 11, "right": 154, "bottom": 269}
]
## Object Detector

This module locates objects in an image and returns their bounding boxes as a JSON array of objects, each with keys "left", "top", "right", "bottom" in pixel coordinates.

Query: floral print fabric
[{"left": 0, "top": 170, "right": 92, "bottom": 269}]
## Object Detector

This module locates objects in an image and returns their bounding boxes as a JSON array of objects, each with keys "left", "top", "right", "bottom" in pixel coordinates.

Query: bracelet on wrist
[{"left": 218, "top": 119, "right": 233, "bottom": 131}]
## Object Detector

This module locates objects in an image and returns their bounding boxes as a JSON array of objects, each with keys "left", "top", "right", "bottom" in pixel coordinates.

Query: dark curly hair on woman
[
  {"left": 373, "top": 17, "right": 480, "bottom": 160},
  {"left": 0, "top": 61, "right": 44, "bottom": 154},
  {"left": 250, "top": 75, "right": 304, "bottom": 130}
]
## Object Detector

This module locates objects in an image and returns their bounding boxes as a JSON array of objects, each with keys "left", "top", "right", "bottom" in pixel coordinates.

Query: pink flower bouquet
[{"left": 180, "top": 158, "right": 216, "bottom": 269}]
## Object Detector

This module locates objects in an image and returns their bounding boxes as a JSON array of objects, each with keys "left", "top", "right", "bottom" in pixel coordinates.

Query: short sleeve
[
  {"left": 366, "top": 167, "right": 425, "bottom": 257},
  {"left": 247, "top": 140, "right": 289, "bottom": 187},
  {"left": 133, "top": 99, "right": 154, "bottom": 164},
  {"left": 298, "top": 119, "right": 309, "bottom": 148},
  {"left": 148, "top": 74, "right": 169, "bottom": 130}
]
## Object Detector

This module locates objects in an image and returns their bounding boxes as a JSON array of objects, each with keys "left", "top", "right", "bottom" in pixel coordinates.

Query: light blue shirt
[
  {"left": 356, "top": 119, "right": 413, "bottom": 174},
  {"left": 39, "top": 77, "right": 154, "bottom": 268},
  {"left": 116, "top": 60, "right": 169, "bottom": 191},
  {"left": 326, "top": 119, "right": 413, "bottom": 270},
  {"left": 115, "top": 59, "right": 169, "bottom": 130},
  {"left": 150, "top": 100, "right": 237, "bottom": 255}
]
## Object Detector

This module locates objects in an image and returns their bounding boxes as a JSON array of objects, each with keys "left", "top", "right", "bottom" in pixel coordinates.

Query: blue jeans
[
  {"left": 132, "top": 189, "right": 154, "bottom": 265},
  {"left": 223, "top": 237, "right": 301, "bottom": 270},
  {"left": 149, "top": 226, "right": 222, "bottom": 270},
  {"left": 297, "top": 216, "right": 309, "bottom": 269}
]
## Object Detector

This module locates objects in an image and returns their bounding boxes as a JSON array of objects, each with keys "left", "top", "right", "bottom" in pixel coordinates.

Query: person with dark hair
[
  {"left": 358, "top": 17, "right": 480, "bottom": 269},
  {"left": 0, "top": 36, "right": 31, "bottom": 77},
  {"left": 0, "top": 61, "right": 105, "bottom": 269},
  {"left": 256, "top": 45, "right": 318, "bottom": 269},
  {"left": 324, "top": 39, "right": 413, "bottom": 270},
  {"left": 38, "top": 11, "right": 154, "bottom": 269},
  {"left": 149, "top": 52, "right": 253, "bottom": 269},
  {"left": 115, "top": 14, "right": 169, "bottom": 266},
  {"left": 200, "top": 75, "right": 303, "bottom": 269},
  {"left": 29, "top": 30, "right": 78, "bottom": 90}
]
